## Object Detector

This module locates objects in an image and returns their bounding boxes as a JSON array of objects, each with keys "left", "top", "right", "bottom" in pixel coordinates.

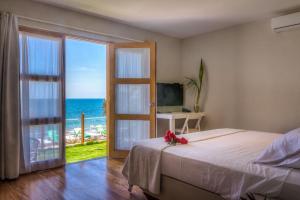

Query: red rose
[
  {"left": 179, "top": 137, "right": 188, "bottom": 144},
  {"left": 164, "top": 130, "right": 172, "bottom": 142},
  {"left": 166, "top": 130, "right": 172, "bottom": 137},
  {"left": 164, "top": 130, "right": 177, "bottom": 143},
  {"left": 164, "top": 134, "right": 171, "bottom": 142},
  {"left": 164, "top": 130, "right": 188, "bottom": 145},
  {"left": 170, "top": 132, "right": 177, "bottom": 139}
]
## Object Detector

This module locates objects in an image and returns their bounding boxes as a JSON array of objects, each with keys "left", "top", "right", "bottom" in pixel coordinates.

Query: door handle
[{"left": 149, "top": 102, "right": 155, "bottom": 107}]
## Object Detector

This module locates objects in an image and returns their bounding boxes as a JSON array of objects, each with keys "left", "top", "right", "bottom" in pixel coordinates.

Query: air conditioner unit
[{"left": 271, "top": 12, "right": 300, "bottom": 32}]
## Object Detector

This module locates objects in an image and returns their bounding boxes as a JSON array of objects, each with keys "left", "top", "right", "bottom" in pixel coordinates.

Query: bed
[{"left": 122, "top": 129, "right": 300, "bottom": 200}]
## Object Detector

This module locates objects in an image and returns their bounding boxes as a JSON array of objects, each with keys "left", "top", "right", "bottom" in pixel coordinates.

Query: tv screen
[{"left": 157, "top": 83, "right": 183, "bottom": 106}]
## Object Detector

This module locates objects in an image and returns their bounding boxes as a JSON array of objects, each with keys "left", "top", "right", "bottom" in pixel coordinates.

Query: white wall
[
  {"left": 0, "top": 0, "right": 181, "bottom": 82},
  {"left": 181, "top": 20, "right": 300, "bottom": 133}
]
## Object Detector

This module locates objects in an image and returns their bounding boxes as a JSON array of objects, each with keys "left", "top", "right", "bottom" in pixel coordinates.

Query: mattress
[{"left": 160, "top": 129, "right": 300, "bottom": 200}]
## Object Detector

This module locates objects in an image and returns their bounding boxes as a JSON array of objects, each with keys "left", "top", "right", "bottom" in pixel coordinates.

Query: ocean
[{"left": 65, "top": 98, "right": 106, "bottom": 131}]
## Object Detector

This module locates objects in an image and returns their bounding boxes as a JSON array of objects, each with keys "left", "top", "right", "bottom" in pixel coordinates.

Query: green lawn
[{"left": 66, "top": 141, "right": 107, "bottom": 163}]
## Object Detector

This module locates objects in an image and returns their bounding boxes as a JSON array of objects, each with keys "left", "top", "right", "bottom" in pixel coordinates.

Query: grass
[{"left": 66, "top": 141, "right": 107, "bottom": 163}]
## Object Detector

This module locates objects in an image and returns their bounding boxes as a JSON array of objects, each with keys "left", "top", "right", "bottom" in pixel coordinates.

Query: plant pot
[{"left": 194, "top": 104, "right": 200, "bottom": 112}]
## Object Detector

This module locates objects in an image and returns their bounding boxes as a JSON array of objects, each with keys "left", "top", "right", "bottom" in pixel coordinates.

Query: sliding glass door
[{"left": 19, "top": 30, "right": 65, "bottom": 172}]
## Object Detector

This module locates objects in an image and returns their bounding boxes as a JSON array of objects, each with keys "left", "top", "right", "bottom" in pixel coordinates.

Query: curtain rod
[{"left": 17, "top": 15, "right": 144, "bottom": 42}]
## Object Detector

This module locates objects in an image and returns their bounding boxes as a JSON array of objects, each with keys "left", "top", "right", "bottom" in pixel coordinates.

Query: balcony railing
[{"left": 66, "top": 113, "right": 106, "bottom": 145}]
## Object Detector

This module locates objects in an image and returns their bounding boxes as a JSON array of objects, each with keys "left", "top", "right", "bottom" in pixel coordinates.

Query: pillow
[
  {"left": 274, "top": 153, "right": 300, "bottom": 168},
  {"left": 254, "top": 128, "right": 300, "bottom": 168}
]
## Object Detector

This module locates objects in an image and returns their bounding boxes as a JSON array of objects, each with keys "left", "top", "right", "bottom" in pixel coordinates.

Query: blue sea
[{"left": 65, "top": 98, "right": 106, "bottom": 131}]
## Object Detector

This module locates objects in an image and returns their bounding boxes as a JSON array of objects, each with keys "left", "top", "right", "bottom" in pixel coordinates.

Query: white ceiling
[{"left": 34, "top": 0, "right": 300, "bottom": 38}]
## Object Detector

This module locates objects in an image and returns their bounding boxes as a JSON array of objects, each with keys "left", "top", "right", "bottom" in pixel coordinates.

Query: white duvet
[{"left": 122, "top": 129, "right": 297, "bottom": 200}]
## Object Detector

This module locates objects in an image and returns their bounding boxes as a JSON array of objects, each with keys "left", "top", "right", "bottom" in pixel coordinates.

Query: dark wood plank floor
[{"left": 0, "top": 158, "right": 147, "bottom": 200}]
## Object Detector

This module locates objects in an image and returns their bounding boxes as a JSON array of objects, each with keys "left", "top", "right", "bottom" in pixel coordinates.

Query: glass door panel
[
  {"left": 115, "top": 84, "right": 150, "bottom": 115},
  {"left": 115, "top": 48, "right": 150, "bottom": 78},
  {"left": 115, "top": 120, "right": 150, "bottom": 150}
]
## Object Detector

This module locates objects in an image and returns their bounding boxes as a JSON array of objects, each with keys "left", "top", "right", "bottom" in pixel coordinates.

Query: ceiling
[{"left": 34, "top": 0, "right": 300, "bottom": 38}]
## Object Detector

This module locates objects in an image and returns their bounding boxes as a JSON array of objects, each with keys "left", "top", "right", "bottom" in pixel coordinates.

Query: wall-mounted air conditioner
[{"left": 271, "top": 12, "right": 300, "bottom": 32}]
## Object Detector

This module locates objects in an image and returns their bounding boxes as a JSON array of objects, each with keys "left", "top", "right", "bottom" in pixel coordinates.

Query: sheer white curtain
[
  {"left": 19, "top": 32, "right": 64, "bottom": 173},
  {"left": 116, "top": 84, "right": 150, "bottom": 114},
  {"left": 115, "top": 48, "right": 150, "bottom": 150},
  {"left": 116, "top": 48, "right": 150, "bottom": 78},
  {"left": 116, "top": 120, "right": 149, "bottom": 150}
]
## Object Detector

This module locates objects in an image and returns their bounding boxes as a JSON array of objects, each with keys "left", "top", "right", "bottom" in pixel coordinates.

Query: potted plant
[{"left": 185, "top": 59, "right": 205, "bottom": 112}]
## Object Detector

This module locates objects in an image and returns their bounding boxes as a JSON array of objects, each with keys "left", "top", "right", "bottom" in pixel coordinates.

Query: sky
[{"left": 65, "top": 38, "right": 106, "bottom": 99}]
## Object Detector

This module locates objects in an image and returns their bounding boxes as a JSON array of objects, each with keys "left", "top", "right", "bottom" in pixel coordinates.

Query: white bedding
[{"left": 122, "top": 129, "right": 300, "bottom": 200}]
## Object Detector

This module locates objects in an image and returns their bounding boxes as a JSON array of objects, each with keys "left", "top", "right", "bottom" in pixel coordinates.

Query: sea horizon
[
  {"left": 66, "top": 97, "right": 105, "bottom": 100},
  {"left": 65, "top": 98, "right": 106, "bottom": 131}
]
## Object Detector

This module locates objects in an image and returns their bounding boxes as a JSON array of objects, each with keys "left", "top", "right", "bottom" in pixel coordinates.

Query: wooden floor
[{"left": 0, "top": 158, "right": 147, "bottom": 200}]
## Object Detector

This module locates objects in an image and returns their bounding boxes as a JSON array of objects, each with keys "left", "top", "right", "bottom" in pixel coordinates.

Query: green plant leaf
[
  {"left": 198, "top": 58, "right": 205, "bottom": 93},
  {"left": 185, "top": 77, "right": 199, "bottom": 90}
]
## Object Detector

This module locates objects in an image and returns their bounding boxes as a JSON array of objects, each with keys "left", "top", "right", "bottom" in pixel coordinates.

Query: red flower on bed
[
  {"left": 164, "top": 130, "right": 188, "bottom": 145},
  {"left": 164, "top": 130, "right": 175, "bottom": 142},
  {"left": 178, "top": 137, "right": 188, "bottom": 144}
]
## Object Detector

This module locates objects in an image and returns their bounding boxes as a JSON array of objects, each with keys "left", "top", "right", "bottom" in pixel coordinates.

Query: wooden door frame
[{"left": 107, "top": 41, "right": 156, "bottom": 159}]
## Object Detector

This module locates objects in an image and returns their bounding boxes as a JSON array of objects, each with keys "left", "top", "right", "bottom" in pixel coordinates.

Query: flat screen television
[{"left": 157, "top": 83, "right": 183, "bottom": 106}]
